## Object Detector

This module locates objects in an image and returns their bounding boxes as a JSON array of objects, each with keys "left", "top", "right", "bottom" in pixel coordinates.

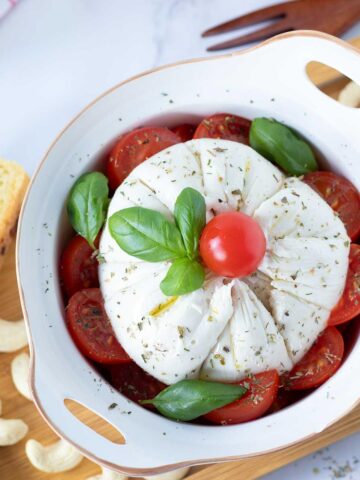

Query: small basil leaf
[
  {"left": 141, "top": 379, "right": 247, "bottom": 421},
  {"left": 160, "top": 258, "right": 205, "bottom": 296},
  {"left": 249, "top": 118, "right": 318, "bottom": 176},
  {"left": 67, "top": 172, "right": 109, "bottom": 249},
  {"left": 174, "top": 187, "right": 206, "bottom": 260},
  {"left": 109, "top": 207, "right": 186, "bottom": 262}
]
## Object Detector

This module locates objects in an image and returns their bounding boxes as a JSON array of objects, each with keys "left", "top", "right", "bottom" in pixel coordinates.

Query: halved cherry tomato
[
  {"left": 108, "top": 361, "right": 166, "bottom": 406},
  {"left": 66, "top": 288, "right": 131, "bottom": 364},
  {"left": 193, "top": 113, "right": 251, "bottom": 144},
  {"left": 268, "top": 388, "right": 308, "bottom": 414},
  {"left": 199, "top": 211, "right": 266, "bottom": 278},
  {"left": 171, "top": 124, "right": 196, "bottom": 142},
  {"left": 303, "top": 171, "right": 360, "bottom": 240},
  {"left": 329, "top": 244, "right": 360, "bottom": 326},
  {"left": 107, "top": 127, "right": 180, "bottom": 190},
  {"left": 60, "top": 235, "right": 99, "bottom": 298},
  {"left": 204, "top": 371, "right": 279, "bottom": 425},
  {"left": 285, "top": 327, "right": 344, "bottom": 390}
]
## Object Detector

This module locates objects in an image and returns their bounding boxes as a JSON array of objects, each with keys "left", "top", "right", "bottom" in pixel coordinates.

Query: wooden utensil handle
[{"left": 344, "top": 0, "right": 360, "bottom": 17}]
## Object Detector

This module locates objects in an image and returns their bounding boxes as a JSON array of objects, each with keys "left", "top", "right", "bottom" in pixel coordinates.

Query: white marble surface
[
  {"left": 263, "top": 432, "right": 360, "bottom": 480},
  {"left": 0, "top": 1, "right": 359, "bottom": 479},
  {"left": 1, "top": 0, "right": 360, "bottom": 174}
]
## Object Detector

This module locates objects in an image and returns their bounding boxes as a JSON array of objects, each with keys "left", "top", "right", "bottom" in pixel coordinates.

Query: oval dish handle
[
  {"left": 257, "top": 31, "right": 360, "bottom": 140},
  {"left": 29, "top": 354, "right": 179, "bottom": 476}
]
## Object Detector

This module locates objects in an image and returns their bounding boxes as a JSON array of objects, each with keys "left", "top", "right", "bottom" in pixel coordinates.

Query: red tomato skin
[
  {"left": 303, "top": 171, "right": 360, "bottom": 241},
  {"left": 329, "top": 244, "right": 360, "bottom": 326},
  {"left": 171, "top": 124, "right": 196, "bottom": 142},
  {"left": 193, "top": 113, "right": 251, "bottom": 144},
  {"left": 268, "top": 388, "right": 308, "bottom": 414},
  {"left": 66, "top": 288, "right": 131, "bottom": 365},
  {"left": 204, "top": 371, "right": 279, "bottom": 425},
  {"left": 60, "top": 235, "right": 99, "bottom": 298},
  {"left": 108, "top": 362, "right": 166, "bottom": 407},
  {"left": 107, "top": 127, "right": 180, "bottom": 190},
  {"left": 199, "top": 211, "right": 266, "bottom": 278},
  {"left": 285, "top": 327, "right": 344, "bottom": 390}
]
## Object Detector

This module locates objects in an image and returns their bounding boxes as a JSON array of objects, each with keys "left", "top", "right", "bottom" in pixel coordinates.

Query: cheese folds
[{"left": 99, "top": 139, "right": 349, "bottom": 385}]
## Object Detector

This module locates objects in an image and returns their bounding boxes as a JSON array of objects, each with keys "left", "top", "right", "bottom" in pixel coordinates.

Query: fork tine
[
  {"left": 207, "top": 20, "right": 290, "bottom": 51},
  {"left": 202, "top": 3, "right": 288, "bottom": 37}
]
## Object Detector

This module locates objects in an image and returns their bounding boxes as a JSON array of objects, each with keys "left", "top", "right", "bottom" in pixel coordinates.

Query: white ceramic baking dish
[{"left": 17, "top": 31, "right": 360, "bottom": 476}]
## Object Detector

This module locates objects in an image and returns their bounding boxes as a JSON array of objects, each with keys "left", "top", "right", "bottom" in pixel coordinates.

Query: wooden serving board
[{"left": 1, "top": 37, "right": 360, "bottom": 480}]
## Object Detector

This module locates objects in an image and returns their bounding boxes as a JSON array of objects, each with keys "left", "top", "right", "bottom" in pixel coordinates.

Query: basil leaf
[
  {"left": 160, "top": 258, "right": 205, "bottom": 296},
  {"left": 109, "top": 207, "right": 186, "bottom": 262},
  {"left": 249, "top": 118, "right": 318, "bottom": 176},
  {"left": 67, "top": 172, "right": 109, "bottom": 249},
  {"left": 174, "top": 187, "right": 206, "bottom": 260},
  {"left": 141, "top": 380, "right": 247, "bottom": 421}
]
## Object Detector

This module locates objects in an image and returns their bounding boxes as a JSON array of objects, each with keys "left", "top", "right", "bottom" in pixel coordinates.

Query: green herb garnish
[
  {"left": 109, "top": 207, "right": 186, "bottom": 262},
  {"left": 160, "top": 257, "right": 205, "bottom": 296},
  {"left": 141, "top": 379, "right": 247, "bottom": 421},
  {"left": 174, "top": 187, "right": 206, "bottom": 260},
  {"left": 249, "top": 118, "right": 318, "bottom": 176},
  {"left": 67, "top": 172, "right": 109, "bottom": 249},
  {"left": 109, "top": 187, "right": 206, "bottom": 296}
]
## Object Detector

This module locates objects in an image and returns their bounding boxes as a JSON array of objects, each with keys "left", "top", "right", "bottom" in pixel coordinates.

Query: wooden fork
[{"left": 203, "top": 0, "right": 360, "bottom": 51}]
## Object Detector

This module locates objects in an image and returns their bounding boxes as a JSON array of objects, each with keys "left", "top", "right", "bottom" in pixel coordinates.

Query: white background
[
  {"left": 1, "top": 0, "right": 360, "bottom": 175},
  {"left": 0, "top": 1, "right": 359, "bottom": 478}
]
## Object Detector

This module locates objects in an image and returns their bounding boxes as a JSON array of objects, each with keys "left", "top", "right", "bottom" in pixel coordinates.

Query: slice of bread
[{"left": 0, "top": 159, "right": 29, "bottom": 269}]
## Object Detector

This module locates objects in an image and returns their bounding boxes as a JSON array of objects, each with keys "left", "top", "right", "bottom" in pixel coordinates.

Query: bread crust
[{"left": 0, "top": 160, "right": 29, "bottom": 268}]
